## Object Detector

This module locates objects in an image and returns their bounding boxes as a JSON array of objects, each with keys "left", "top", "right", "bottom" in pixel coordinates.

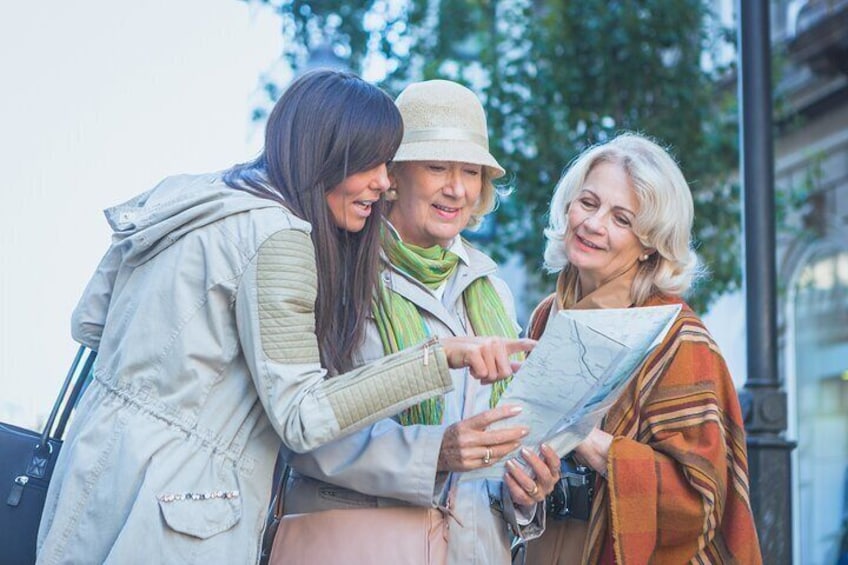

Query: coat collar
[{"left": 379, "top": 241, "right": 498, "bottom": 337}]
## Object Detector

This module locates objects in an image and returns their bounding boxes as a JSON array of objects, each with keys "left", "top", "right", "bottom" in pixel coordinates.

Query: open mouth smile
[
  {"left": 576, "top": 234, "right": 604, "bottom": 250},
  {"left": 353, "top": 199, "right": 377, "bottom": 215},
  {"left": 432, "top": 203, "right": 461, "bottom": 217}
]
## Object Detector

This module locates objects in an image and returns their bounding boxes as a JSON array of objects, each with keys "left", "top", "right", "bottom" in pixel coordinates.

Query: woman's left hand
[
  {"left": 504, "top": 444, "right": 561, "bottom": 506},
  {"left": 574, "top": 427, "right": 613, "bottom": 477}
]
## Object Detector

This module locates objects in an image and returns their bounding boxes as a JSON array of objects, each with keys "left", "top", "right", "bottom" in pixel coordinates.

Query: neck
[
  {"left": 573, "top": 261, "right": 639, "bottom": 310},
  {"left": 385, "top": 217, "right": 449, "bottom": 249},
  {"left": 578, "top": 260, "right": 638, "bottom": 297}
]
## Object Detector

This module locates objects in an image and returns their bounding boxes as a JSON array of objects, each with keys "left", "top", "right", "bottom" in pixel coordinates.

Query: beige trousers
[{"left": 524, "top": 519, "right": 588, "bottom": 565}]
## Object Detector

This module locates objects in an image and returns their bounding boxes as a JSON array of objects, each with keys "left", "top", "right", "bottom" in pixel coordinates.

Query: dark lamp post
[{"left": 736, "top": 1, "right": 796, "bottom": 563}]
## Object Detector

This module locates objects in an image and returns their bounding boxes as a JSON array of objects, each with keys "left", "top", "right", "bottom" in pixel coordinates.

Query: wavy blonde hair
[{"left": 543, "top": 132, "right": 701, "bottom": 306}]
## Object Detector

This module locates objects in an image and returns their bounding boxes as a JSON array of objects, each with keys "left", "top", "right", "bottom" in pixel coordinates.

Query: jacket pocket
[{"left": 158, "top": 488, "right": 242, "bottom": 539}]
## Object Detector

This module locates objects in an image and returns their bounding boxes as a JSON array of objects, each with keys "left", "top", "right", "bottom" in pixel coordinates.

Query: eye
[
  {"left": 463, "top": 166, "right": 481, "bottom": 176},
  {"left": 579, "top": 198, "right": 597, "bottom": 209},
  {"left": 614, "top": 214, "right": 632, "bottom": 227},
  {"left": 427, "top": 163, "right": 447, "bottom": 173}
]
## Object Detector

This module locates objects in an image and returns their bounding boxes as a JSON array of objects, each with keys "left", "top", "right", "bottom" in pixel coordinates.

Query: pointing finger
[{"left": 506, "top": 338, "right": 537, "bottom": 355}]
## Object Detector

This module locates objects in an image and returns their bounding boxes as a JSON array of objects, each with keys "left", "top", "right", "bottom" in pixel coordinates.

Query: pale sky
[{"left": 0, "top": 1, "right": 283, "bottom": 428}]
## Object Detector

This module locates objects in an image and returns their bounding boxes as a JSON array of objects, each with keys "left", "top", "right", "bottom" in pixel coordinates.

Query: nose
[
  {"left": 582, "top": 211, "right": 607, "bottom": 234},
  {"left": 372, "top": 163, "right": 390, "bottom": 193},
  {"left": 442, "top": 168, "right": 466, "bottom": 198}
]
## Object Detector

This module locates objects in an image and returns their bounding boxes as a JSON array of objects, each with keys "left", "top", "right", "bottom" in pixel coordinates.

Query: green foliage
[{"left": 245, "top": 0, "right": 744, "bottom": 314}]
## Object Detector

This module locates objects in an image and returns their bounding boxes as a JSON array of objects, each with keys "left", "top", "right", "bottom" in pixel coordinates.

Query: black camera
[{"left": 546, "top": 456, "right": 595, "bottom": 521}]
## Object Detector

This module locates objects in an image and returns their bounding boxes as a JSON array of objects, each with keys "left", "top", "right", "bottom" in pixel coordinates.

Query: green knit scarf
[{"left": 374, "top": 227, "right": 518, "bottom": 425}]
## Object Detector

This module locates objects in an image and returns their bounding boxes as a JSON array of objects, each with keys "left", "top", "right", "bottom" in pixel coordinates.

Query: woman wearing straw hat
[
  {"left": 279, "top": 79, "right": 561, "bottom": 563},
  {"left": 36, "top": 71, "right": 534, "bottom": 565}
]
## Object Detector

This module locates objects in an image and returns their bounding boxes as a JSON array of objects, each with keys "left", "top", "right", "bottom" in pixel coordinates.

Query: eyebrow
[{"left": 579, "top": 189, "right": 637, "bottom": 217}]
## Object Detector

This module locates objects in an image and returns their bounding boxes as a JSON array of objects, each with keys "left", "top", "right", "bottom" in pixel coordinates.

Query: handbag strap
[
  {"left": 270, "top": 463, "right": 460, "bottom": 523},
  {"left": 527, "top": 294, "right": 555, "bottom": 341},
  {"left": 272, "top": 464, "right": 292, "bottom": 521},
  {"left": 36, "top": 345, "right": 96, "bottom": 457},
  {"left": 53, "top": 348, "right": 97, "bottom": 439}
]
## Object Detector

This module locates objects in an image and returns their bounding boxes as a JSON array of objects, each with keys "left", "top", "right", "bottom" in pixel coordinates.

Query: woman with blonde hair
[
  {"left": 525, "top": 133, "right": 762, "bottom": 564},
  {"left": 279, "top": 79, "right": 560, "bottom": 564}
]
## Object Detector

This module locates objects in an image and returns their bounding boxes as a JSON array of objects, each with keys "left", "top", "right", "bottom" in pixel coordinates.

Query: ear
[{"left": 640, "top": 248, "right": 657, "bottom": 262}]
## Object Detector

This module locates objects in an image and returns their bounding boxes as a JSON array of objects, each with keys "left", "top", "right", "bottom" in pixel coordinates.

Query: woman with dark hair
[{"left": 36, "top": 70, "right": 532, "bottom": 565}]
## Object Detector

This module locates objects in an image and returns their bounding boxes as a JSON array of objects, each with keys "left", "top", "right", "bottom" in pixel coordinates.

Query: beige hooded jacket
[{"left": 36, "top": 173, "right": 452, "bottom": 565}]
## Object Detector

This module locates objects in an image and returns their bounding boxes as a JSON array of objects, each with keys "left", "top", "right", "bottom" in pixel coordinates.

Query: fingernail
[
  {"left": 505, "top": 459, "right": 515, "bottom": 469},
  {"left": 521, "top": 428, "right": 530, "bottom": 437},
  {"left": 521, "top": 447, "right": 533, "bottom": 459},
  {"left": 509, "top": 405, "right": 523, "bottom": 414}
]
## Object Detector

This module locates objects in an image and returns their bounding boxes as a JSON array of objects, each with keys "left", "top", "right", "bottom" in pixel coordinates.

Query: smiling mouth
[
  {"left": 576, "top": 234, "right": 604, "bottom": 250},
  {"left": 433, "top": 204, "right": 460, "bottom": 215},
  {"left": 355, "top": 199, "right": 376, "bottom": 210}
]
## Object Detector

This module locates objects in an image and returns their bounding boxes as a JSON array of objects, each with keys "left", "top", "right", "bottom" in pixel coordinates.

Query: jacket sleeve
[
  {"left": 285, "top": 418, "right": 446, "bottom": 507},
  {"left": 235, "top": 228, "right": 454, "bottom": 454},
  {"left": 71, "top": 244, "right": 122, "bottom": 350},
  {"left": 603, "top": 327, "right": 759, "bottom": 564},
  {"left": 285, "top": 273, "right": 525, "bottom": 509},
  {"left": 281, "top": 292, "right": 447, "bottom": 507}
]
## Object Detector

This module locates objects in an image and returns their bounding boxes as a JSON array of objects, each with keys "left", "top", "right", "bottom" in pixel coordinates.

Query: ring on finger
[
  {"left": 483, "top": 447, "right": 492, "bottom": 465},
  {"left": 526, "top": 483, "right": 539, "bottom": 497}
]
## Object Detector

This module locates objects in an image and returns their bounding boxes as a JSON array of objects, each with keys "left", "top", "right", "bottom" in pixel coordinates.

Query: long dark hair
[{"left": 224, "top": 69, "right": 403, "bottom": 375}]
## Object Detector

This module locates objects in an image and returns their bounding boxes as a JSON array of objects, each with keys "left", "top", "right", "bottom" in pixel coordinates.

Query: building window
[{"left": 793, "top": 248, "right": 848, "bottom": 565}]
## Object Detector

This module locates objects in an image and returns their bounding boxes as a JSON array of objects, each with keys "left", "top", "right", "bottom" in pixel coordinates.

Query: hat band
[{"left": 402, "top": 127, "right": 488, "bottom": 150}]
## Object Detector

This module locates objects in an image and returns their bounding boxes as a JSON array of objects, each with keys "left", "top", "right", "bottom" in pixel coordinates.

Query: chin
[{"left": 338, "top": 219, "right": 367, "bottom": 233}]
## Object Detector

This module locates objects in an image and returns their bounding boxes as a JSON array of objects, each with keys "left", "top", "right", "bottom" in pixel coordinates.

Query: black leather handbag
[{"left": 0, "top": 345, "right": 96, "bottom": 565}]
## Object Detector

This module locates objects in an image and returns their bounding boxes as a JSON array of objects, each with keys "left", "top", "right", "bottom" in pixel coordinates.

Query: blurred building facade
[{"left": 765, "top": 1, "right": 847, "bottom": 562}]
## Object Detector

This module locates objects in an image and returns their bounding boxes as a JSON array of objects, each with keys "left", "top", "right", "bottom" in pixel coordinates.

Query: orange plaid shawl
[{"left": 528, "top": 294, "right": 762, "bottom": 564}]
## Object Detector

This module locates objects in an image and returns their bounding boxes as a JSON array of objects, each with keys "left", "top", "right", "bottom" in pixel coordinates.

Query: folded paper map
[{"left": 461, "top": 303, "right": 681, "bottom": 481}]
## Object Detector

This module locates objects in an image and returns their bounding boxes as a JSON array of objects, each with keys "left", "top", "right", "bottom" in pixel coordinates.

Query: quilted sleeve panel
[
  {"left": 236, "top": 226, "right": 453, "bottom": 453},
  {"left": 256, "top": 229, "right": 319, "bottom": 364},
  {"left": 318, "top": 340, "right": 452, "bottom": 432}
]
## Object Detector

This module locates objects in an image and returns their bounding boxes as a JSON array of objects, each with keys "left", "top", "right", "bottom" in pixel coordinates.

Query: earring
[
  {"left": 640, "top": 253, "right": 650, "bottom": 262},
  {"left": 384, "top": 187, "right": 398, "bottom": 201}
]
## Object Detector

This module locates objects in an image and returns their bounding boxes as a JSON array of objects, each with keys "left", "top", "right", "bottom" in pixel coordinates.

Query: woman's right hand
[
  {"left": 439, "top": 336, "right": 536, "bottom": 384},
  {"left": 437, "top": 405, "right": 528, "bottom": 472}
]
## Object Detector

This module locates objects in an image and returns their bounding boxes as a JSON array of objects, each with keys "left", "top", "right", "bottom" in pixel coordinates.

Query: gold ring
[
  {"left": 527, "top": 483, "right": 539, "bottom": 497},
  {"left": 483, "top": 447, "right": 492, "bottom": 465}
]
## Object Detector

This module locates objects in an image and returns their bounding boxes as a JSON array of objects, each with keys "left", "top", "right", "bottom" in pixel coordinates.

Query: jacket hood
[{"left": 105, "top": 172, "right": 285, "bottom": 267}]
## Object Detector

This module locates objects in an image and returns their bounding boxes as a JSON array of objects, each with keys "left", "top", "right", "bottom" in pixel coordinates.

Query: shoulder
[
  {"left": 645, "top": 294, "right": 707, "bottom": 333},
  {"left": 220, "top": 193, "right": 313, "bottom": 264},
  {"left": 486, "top": 273, "right": 514, "bottom": 302},
  {"left": 461, "top": 240, "right": 499, "bottom": 274},
  {"left": 644, "top": 295, "right": 727, "bottom": 382},
  {"left": 458, "top": 241, "right": 510, "bottom": 294},
  {"left": 459, "top": 241, "right": 518, "bottom": 311}
]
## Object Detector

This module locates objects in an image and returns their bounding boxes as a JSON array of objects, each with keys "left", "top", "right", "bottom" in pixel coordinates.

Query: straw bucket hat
[{"left": 392, "top": 80, "right": 505, "bottom": 179}]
